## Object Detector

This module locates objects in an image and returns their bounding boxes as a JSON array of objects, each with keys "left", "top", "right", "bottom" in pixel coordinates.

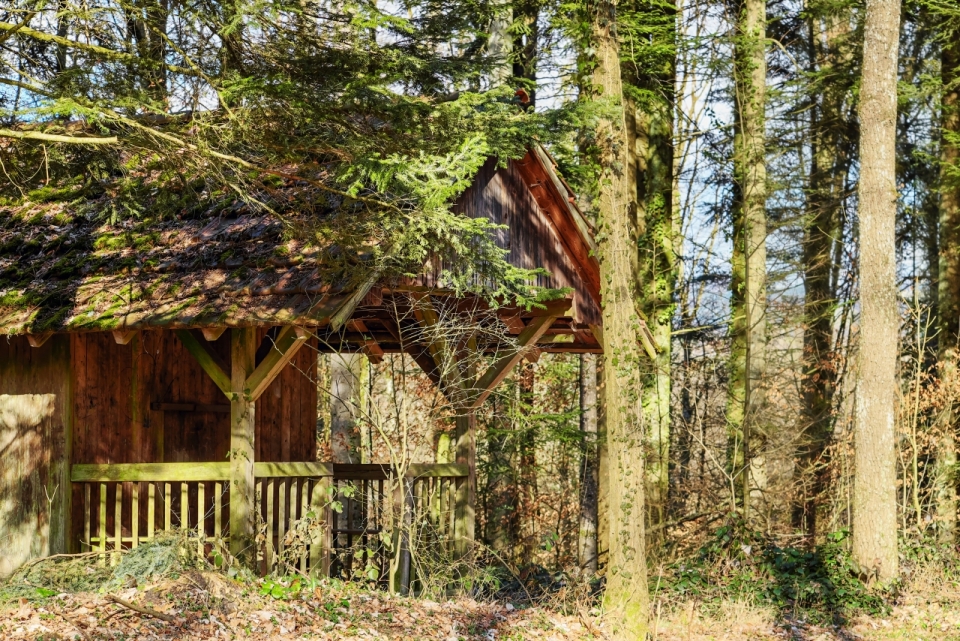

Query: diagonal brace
[
  {"left": 175, "top": 329, "right": 234, "bottom": 399},
  {"left": 244, "top": 326, "right": 309, "bottom": 401},
  {"left": 467, "top": 315, "right": 558, "bottom": 409}
]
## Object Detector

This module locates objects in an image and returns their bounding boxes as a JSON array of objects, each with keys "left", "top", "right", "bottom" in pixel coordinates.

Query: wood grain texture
[{"left": 0, "top": 335, "right": 72, "bottom": 573}]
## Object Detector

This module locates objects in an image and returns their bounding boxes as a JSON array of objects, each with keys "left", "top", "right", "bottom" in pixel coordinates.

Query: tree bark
[
  {"left": 794, "top": 3, "right": 855, "bottom": 540},
  {"left": 853, "top": 0, "right": 900, "bottom": 583},
  {"left": 591, "top": 0, "right": 650, "bottom": 634},
  {"left": 728, "top": 0, "right": 768, "bottom": 517},
  {"left": 512, "top": 0, "right": 540, "bottom": 107},
  {"left": 936, "top": 29, "right": 960, "bottom": 542},
  {"left": 330, "top": 353, "right": 363, "bottom": 463},
  {"left": 578, "top": 353, "right": 599, "bottom": 574},
  {"left": 622, "top": 0, "right": 676, "bottom": 531}
]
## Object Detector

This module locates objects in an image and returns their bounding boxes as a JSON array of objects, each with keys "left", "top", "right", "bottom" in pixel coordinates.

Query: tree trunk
[
  {"left": 794, "top": 4, "right": 855, "bottom": 540},
  {"left": 579, "top": 353, "right": 600, "bottom": 575},
  {"left": 853, "top": 0, "right": 900, "bottom": 583},
  {"left": 330, "top": 353, "right": 363, "bottom": 463},
  {"left": 728, "top": 0, "right": 768, "bottom": 517},
  {"left": 591, "top": 0, "right": 650, "bottom": 634},
  {"left": 518, "top": 362, "right": 538, "bottom": 563},
  {"left": 487, "top": 0, "right": 513, "bottom": 86},
  {"left": 936, "top": 29, "right": 960, "bottom": 542},
  {"left": 512, "top": 0, "right": 540, "bottom": 107},
  {"left": 622, "top": 0, "right": 677, "bottom": 531}
]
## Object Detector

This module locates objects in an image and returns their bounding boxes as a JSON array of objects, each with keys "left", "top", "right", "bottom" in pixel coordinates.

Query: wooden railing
[
  {"left": 71, "top": 461, "right": 468, "bottom": 585},
  {"left": 255, "top": 462, "right": 332, "bottom": 576}
]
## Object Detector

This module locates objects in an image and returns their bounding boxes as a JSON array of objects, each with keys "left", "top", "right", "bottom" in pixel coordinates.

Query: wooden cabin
[{"left": 0, "top": 147, "right": 602, "bottom": 586}]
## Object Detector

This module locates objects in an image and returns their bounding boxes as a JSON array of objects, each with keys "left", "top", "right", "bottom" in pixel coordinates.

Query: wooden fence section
[
  {"left": 255, "top": 462, "right": 332, "bottom": 577},
  {"left": 70, "top": 461, "right": 469, "bottom": 585}
]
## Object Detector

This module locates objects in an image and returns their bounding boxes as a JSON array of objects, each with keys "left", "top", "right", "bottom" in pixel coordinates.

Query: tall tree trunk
[
  {"left": 488, "top": 0, "right": 513, "bottom": 86},
  {"left": 579, "top": 353, "right": 600, "bottom": 574},
  {"left": 936, "top": 30, "right": 960, "bottom": 542},
  {"left": 853, "top": 0, "right": 900, "bottom": 583},
  {"left": 330, "top": 353, "right": 363, "bottom": 463},
  {"left": 728, "top": 0, "right": 768, "bottom": 517},
  {"left": 518, "top": 362, "right": 538, "bottom": 563},
  {"left": 622, "top": 0, "right": 677, "bottom": 531},
  {"left": 591, "top": 0, "right": 650, "bottom": 634},
  {"left": 483, "top": 394, "right": 520, "bottom": 558},
  {"left": 794, "top": 4, "right": 855, "bottom": 540},
  {"left": 512, "top": 0, "right": 540, "bottom": 106}
]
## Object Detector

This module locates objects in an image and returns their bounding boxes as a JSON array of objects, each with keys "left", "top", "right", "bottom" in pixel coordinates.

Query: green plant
[{"left": 664, "top": 517, "right": 888, "bottom": 624}]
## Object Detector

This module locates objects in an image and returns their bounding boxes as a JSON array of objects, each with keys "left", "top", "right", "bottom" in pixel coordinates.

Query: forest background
[{"left": 2, "top": 0, "right": 960, "bottom": 637}]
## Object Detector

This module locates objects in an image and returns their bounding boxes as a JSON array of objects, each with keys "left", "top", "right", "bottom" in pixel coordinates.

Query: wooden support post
[{"left": 229, "top": 328, "right": 257, "bottom": 565}]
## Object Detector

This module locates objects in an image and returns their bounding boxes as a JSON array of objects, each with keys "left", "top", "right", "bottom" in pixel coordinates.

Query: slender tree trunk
[
  {"left": 579, "top": 353, "right": 600, "bottom": 574},
  {"left": 794, "top": 5, "right": 855, "bottom": 540},
  {"left": 591, "top": 0, "right": 650, "bottom": 634},
  {"left": 484, "top": 394, "right": 520, "bottom": 557},
  {"left": 728, "top": 0, "right": 768, "bottom": 517},
  {"left": 853, "top": 0, "right": 900, "bottom": 583},
  {"left": 518, "top": 362, "right": 538, "bottom": 563},
  {"left": 936, "top": 30, "right": 960, "bottom": 542}
]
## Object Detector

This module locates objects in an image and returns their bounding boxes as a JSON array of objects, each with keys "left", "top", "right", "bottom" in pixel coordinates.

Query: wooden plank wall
[
  {"left": 71, "top": 329, "right": 318, "bottom": 465},
  {"left": 442, "top": 159, "right": 601, "bottom": 325},
  {"left": 0, "top": 335, "right": 72, "bottom": 575}
]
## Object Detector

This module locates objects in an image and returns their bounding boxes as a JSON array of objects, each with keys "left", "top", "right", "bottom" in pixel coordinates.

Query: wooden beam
[
  {"left": 253, "top": 461, "right": 332, "bottom": 477},
  {"left": 348, "top": 320, "right": 384, "bottom": 364},
  {"left": 112, "top": 330, "right": 137, "bottom": 345},
  {"left": 201, "top": 327, "right": 227, "bottom": 342},
  {"left": 405, "top": 463, "right": 469, "bottom": 478},
  {"left": 174, "top": 329, "right": 234, "bottom": 399},
  {"left": 72, "top": 462, "right": 230, "bottom": 482},
  {"left": 244, "top": 325, "right": 309, "bottom": 401},
  {"left": 468, "top": 315, "right": 558, "bottom": 409},
  {"left": 27, "top": 333, "right": 51, "bottom": 348},
  {"left": 230, "top": 327, "right": 257, "bottom": 565}
]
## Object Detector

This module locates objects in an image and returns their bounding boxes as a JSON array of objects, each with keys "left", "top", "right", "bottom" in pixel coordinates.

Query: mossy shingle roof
[{"left": 0, "top": 200, "right": 354, "bottom": 334}]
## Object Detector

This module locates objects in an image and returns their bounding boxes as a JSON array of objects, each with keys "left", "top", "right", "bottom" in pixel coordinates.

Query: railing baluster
[
  {"left": 180, "top": 482, "right": 188, "bottom": 531},
  {"left": 98, "top": 483, "right": 107, "bottom": 564},
  {"left": 265, "top": 479, "right": 275, "bottom": 573},
  {"left": 214, "top": 482, "right": 223, "bottom": 545},
  {"left": 164, "top": 483, "right": 172, "bottom": 531},
  {"left": 198, "top": 482, "right": 206, "bottom": 558},
  {"left": 113, "top": 483, "right": 123, "bottom": 566},
  {"left": 148, "top": 483, "right": 156, "bottom": 540},
  {"left": 84, "top": 484, "right": 91, "bottom": 552},
  {"left": 300, "top": 479, "right": 309, "bottom": 573},
  {"left": 132, "top": 483, "right": 139, "bottom": 549},
  {"left": 278, "top": 479, "right": 287, "bottom": 566}
]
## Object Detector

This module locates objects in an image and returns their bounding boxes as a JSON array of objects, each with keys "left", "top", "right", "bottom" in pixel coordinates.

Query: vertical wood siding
[
  {"left": 70, "top": 329, "right": 317, "bottom": 466},
  {"left": 0, "top": 335, "right": 72, "bottom": 574},
  {"left": 445, "top": 158, "right": 600, "bottom": 325}
]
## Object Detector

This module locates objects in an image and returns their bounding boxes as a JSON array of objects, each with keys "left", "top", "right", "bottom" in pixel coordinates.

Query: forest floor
[
  {"left": 2, "top": 569, "right": 959, "bottom": 641},
  {"left": 652, "top": 561, "right": 960, "bottom": 641},
  {"left": 1, "top": 543, "right": 959, "bottom": 641}
]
